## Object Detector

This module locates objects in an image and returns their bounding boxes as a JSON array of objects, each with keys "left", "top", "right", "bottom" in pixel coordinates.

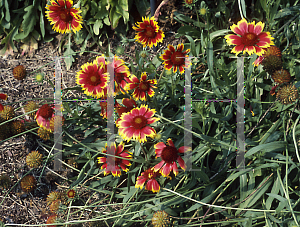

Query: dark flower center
[
  {"left": 242, "top": 33, "right": 258, "bottom": 46},
  {"left": 115, "top": 73, "right": 125, "bottom": 84},
  {"left": 132, "top": 116, "right": 147, "bottom": 129},
  {"left": 39, "top": 104, "right": 53, "bottom": 119},
  {"left": 139, "top": 82, "right": 149, "bottom": 91},
  {"left": 145, "top": 26, "right": 156, "bottom": 38},
  {"left": 88, "top": 70, "right": 104, "bottom": 86},
  {"left": 171, "top": 51, "right": 185, "bottom": 65},
  {"left": 67, "top": 189, "right": 75, "bottom": 198},
  {"left": 161, "top": 146, "right": 178, "bottom": 163},
  {"left": 59, "top": 9, "right": 72, "bottom": 23},
  {"left": 107, "top": 156, "right": 121, "bottom": 165}
]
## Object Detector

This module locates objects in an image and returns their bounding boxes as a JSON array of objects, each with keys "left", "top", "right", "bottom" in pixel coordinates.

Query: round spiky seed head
[
  {"left": 49, "top": 116, "right": 65, "bottom": 132},
  {"left": 10, "top": 120, "right": 25, "bottom": 136},
  {"left": 13, "top": 65, "right": 27, "bottom": 80},
  {"left": 262, "top": 55, "right": 282, "bottom": 75},
  {"left": 0, "top": 123, "right": 11, "bottom": 140},
  {"left": 264, "top": 46, "right": 282, "bottom": 58},
  {"left": 46, "top": 214, "right": 57, "bottom": 227},
  {"left": 0, "top": 174, "right": 11, "bottom": 189},
  {"left": 0, "top": 105, "right": 15, "bottom": 121},
  {"left": 38, "top": 127, "right": 52, "bottom": 141},
  {"left": 152, "top": 210, "right": 170, "bottom": 227},
  {"left": 24, "top": 101, "right": 39, "bottom": 118},
  {"left": 47, "top": 191, "right": 63, "bottom": 205},
  {"left": 20, "top": 175, "right": 37, "bottom": 193},
  {"left": 276, "top": 84, "right": 299, "bottom": 105},
  {"left": 272, "top": 69, "right": 291, "bottom": 84},
  {"left": 49, "top": 199, "right": 61, "bottom": 213},
  {"left": 26, "top": 150, "right": 43, "bottom": 168}
]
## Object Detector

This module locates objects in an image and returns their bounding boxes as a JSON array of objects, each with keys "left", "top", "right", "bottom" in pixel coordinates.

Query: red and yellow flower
[
  {"left": 135, "top": 167, "right": 161, "bottom": 193},
  {"left": 45, "top": 0, "right": 83, "bottom": 34},
  {"left": 0, "top": 93, "right": 8, "bottom": 111},
  {"left": 160, "top": 44, "right": 191, "bottom": 74},
  {"left": 116, "top": 98, "right": 137, "bottom": 116},
  {"left": 133, "top": 16, "right": 164, "bottom": 48},
  {"left": 35, "top": 104, "right": 55, "bottom": 131},
  {"left": 225, "top": 18, "right": 274, "bottom": 56},
  {"left": 154, "top": 138, "right": 191, "bottom": 177},
  {"left": 117, "top": 105, "right": 159, "bottom": 143},
  {"left": 97, "top": 142, "right": 132, "bottom": 177},
  {"left": 66, "top": 189, "right": 76, "bottom": 199},
  {"left": 76, "top": 59, "right": 108, "bottom": 99},
  {"left": 125, "top": 73, "right": 157, "bottom": 101},
  {"left": 112, "top": 57, "right": 131, "bottom": 94},
  {"left": 95, "top": 55, "right": 131, "bottom": 95}
]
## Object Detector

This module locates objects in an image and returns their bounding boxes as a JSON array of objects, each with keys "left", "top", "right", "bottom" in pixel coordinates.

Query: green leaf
[
  {"left": 4, "top": 0, "right": 10, "bottom": 22},
  {"left": 134, "top": 0, "right": 150, "bottom": 17},
  {"left": 274, "top": 7, "right": 294, "bottom": 19},
  {"left": 177, "top": 26, "right": 201, "bottom": 37},
  {"left": 245, "top": 141, "right": 286, "bottom": 158},
  {"left": 174, "top": 11, "right": 195, "bottom": 24},
  {"left": 93, "top": 19, "right": 103, "bottom": 35},
  {"left": 185, "top": 35, "right": 196, "bottom": 57},
  {"left": 109, "top": 6, "right": 122, "bottom": 29},
  {"left": 40, "top": 10, "right": 45, "bottom": 38},
  {"left": 266, "top": 193, "right": 287, "bottom": 204},
  {"left": 209, "top": 29, "right": 231, "bottom": 41},
  {"left": 21, "top": 5, "right": 37, "bottom": 38},
  {"left": 0, "top": 24, "right": 19, "bottom": 57},
  {"left": 64, "top": 35, "right": 75, "bottom": 70},
  {"left": 207, "top": 41, "right": 215, "bottom": 76},
  {"left": 116, "top": 0, "right": 129, "bottom": 22},
  {"left": 238, "top": 175, "right": 273, "bottom": 210}
]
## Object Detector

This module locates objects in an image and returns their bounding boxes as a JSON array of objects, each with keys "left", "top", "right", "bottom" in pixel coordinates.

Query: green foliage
[{"left": 0, "top": 0, "right": 45, "bottom": 57}]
